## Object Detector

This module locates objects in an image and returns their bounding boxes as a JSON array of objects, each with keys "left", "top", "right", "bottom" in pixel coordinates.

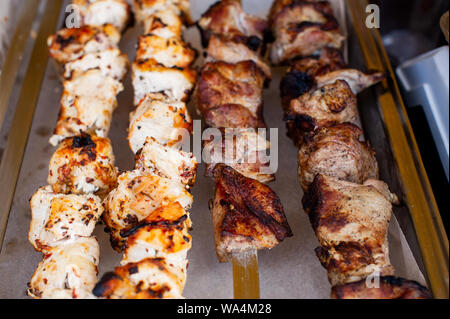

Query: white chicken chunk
[
  {"left": 134, "top": 0, "right": 192, "bottom": 25},
  {"left": 63, "top": 48, "right": 129, "bottom": 82},
  {"left": 136, "top": 34, "right": 196, "bottom": 68},
  {"left": 140, "top": 9, "right": 184, "bottom": 38},
  {"left": 103, "top": 169, "right": 193, "bottom": 251},
  {"left": 72, "top": 0, "right": 131, "bottom": 32},
  {"left": 121, "top": 203, "right": 191, "bottom": 268},
  {"left": 128, "top": 94, "right": 192, "bottom": 153},
  {"left": 132, "top": 60, "right": 196, "bottom": 105},
  {"left": 48, "top": 134, "right": 118, "bottom": 196},
  {"left": 28, "top": 186, "right": 103, "bottom": 251},
  {"left": 135, "top": 137, "right": 197, "bottom": 187},
  {"left": 27, "top": 236, "right": 100, "bottom": 299},
  {"left": 50, "top": 69, "right": 123, "bottom": 146},
  {"left": 93, "top": 257, "right": 186, "bottom": 299},
  {"left": 47, "top": 24, "right": 120, "bottom": 65}
]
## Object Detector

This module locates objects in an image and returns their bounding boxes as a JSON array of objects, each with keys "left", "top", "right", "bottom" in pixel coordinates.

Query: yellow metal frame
[
  {"left": 348, "top": 0, "right": 449, "bottom": 299},
  {"left": 0, "top": 0, "right": 63, "bottom": 252}
]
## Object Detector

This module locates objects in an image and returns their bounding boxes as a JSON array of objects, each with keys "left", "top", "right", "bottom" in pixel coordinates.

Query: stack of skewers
[
  {"left": 92, "top": 0, "right": 199, "bottom": 299},
  {"left": 269, "top": 0, "right": 432, "bottom": 299},
  {"left": 27, "top": 0, "right": 132, "bottom": 299}
]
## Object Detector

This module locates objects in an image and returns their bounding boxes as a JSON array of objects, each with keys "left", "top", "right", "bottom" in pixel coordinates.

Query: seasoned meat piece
[
  {"left": 140, "top": 9, "right": 184, "bottom": 38},
  {"left": 204, "top": 104, "right": 266, "bottom": 129},
  {"left": 134, "top": 0, "right": 192, "bottom": 25},
  {"left": 121, "top": 203, "right": 192, "bottom": 267},
  {"left": 72, "top": 0, "right": 132, "bottom": 32},
  {"left": 302, "top": 175, "right": 396, "bottom": 286},
  {"left": 270, "top": 0, "right": 335, "bottom": 33},
  {"left": 135, "top": 137, "right": 197, "bottom": 187},
  {"left": 27, "top": 236, "right": 100, "bottom": 299},
  {"left": 197, "top": 0, "right": 267, "bottom": 47},
  {"left": 279, "top": 47, "right": 345, "bottom": 108},
  {"left": 196, "top": 61, "right": 265, "bottom": 118},
  {"left": 29, "top": 186, "right": 103, "bottom": 251},
  {"left": 132, "top": 60, "right": 196, "bottom": 105},
  {"left": 128, "top": 94, "right": 192, "bottom": 153},
  {"left": 211, "top": 165, "right": 292, "bottom": 262},
  {"left": 206, "top": 35, "right": 271, "bottom": 80},
  {"left": 285, "top": 80, "right": 358, "bottom": 134},
  {"left": 298, "top": 123, "right": 378, "bottom": 190},
  {"left": 48, "top": 134, "right": 118, "bottom": 196},
  {"left": 93, "top": 258, "right": 186, "bottom": 299},
  {"left": 271, "top": 23, "right": 344, "bottom": 64},
  {"left": 316, "top": 69, "right": 385, "bottom": 95},
  {"left": 63, "top": 48, "right": 129, "bottom": 81},
  {"left": 47, "top": 24, "right": 120, "bottom": 65},
  {"left": 269, "top": 0, "right": 344, "bottom": 64},
  {"left": 203, "top": 128, "right": 275, "bottom": 183},
  {"left": 50, "top": 69, "right": 123, "bottom": 146},
  {"left": 103, "top": 170, "right": 193, "bottom": 251},
  {"left": 136, "top": 34, "right": 197, "bottom": 68},
  {"left": 331, "top": 276, "right": 432, "bottom": 299}
]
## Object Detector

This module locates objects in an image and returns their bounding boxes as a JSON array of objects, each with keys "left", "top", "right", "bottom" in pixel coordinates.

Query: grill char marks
[{"left": 211, "top": 165, "right": 292, "bottom": 262}]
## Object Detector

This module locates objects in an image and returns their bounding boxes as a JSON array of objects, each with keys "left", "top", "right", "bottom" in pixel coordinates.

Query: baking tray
[{"left": 0, "top": 0, "right": 447, "bottom": 299}]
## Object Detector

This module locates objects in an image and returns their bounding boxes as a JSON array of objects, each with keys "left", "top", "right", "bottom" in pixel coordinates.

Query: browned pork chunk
[
  {"left": 298, "top": 123, "right": 378, "bottom": 190},
  {"left": 211, "top": 165, "right": 292, "bottom": 262},
  {"left": 302, "top": 175, "right": 397, "bottom": 286}
]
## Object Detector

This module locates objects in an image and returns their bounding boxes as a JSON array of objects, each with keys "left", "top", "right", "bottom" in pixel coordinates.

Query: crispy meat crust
[
  {"left": 302, "top": 175, "right": 395, "bottom": 285},
  {"left": 211, "top": 165, "right": 292, "bottom": 262},
  {"left": 196, "top": 60, "right": 265, "bottom": 118},
  {"left": 197, "top": 0, "right": 268, "bottom": 48},
  {"left": 204, "top": 104, "right": 266, "bottom": 129},
  {"left": 331, "top": 276, "right": 432, "bottom": 299}
]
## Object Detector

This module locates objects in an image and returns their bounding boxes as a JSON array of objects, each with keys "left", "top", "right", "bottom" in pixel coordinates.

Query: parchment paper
[{"left": 0, "top": 0, "right": 425, "bottom": 299}]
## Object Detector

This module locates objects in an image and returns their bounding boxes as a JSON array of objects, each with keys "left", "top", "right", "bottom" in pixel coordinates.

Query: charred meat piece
[
  {"left": 132, "top": 59, "right": 196, "bottom": 105},
  {"left": 196, "top": 60, "right": 265, "bottom": 118},
  {"left": 103, "top": 170, "right": 192, "bottom": 251},
  {"left": 203, "top": 128, "right": 274, "bottom": 183},
  {"left": 206, "top": 35, "right": 271, "bottom": 80},
  {"left": 47, "top": 24, "right": 120, "bottom": 65},
  {"left": 72, "top": 0, "right": 132, "bottom": 32},
  {"left": 135, "top": 137, "right": 198, "bottom": 187},
  {"left": 121, "top": 203, "right": 192, "bottom": 268},
  {"left": 29, "top": 186, "right": 103, "bottom": 251},
  {"left": 211, "top": 165, "right": 292, "bottom": 262},
  {"left": 303, "top": 175, "right": 397, "bottom": 286},
  {"left": 128, "top": 93, "right": 192, "bottom": 154},
  {"left": 197, "top": 0, "right": 268, "bottom": 47},
  {"left": 316, "top": 69, "right": 385, "bottom": 95},
  {"left": 269, "top": 1, "right": 344, "bottom": 64},
  {"left": 93, "top": 258, "right": 186, "bottom": 299},
  {"left": 279, "top": 48, "right": 346, "bottom": 109},
  {"left": 204, "top": 104, "right": 266, "bottom": 129},
  {"left": 136, "top": 34, "right": 197, "bottom": 68},
  {"left": 134, "top": 0, "right": 192, "bottom": 25},
  {"left": 48, "top": 134, "right": 118, "bottom": 196},
  {"left": 285, "top": 80, "right": 358, "bottom": 135},
  {"left": 49, "top": 69, "right": 123, "bottom": 146},
  {"left": 298, "top": 123, "right": 378, "bottom": 190},
  {"left": 331, "top": 276, "right": 432, "bottom": 299},
  {"left": 27, "top": 236, "right": 100, "bottom": 299}
]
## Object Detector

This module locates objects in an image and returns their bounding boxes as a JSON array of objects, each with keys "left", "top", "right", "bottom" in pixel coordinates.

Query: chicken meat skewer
[
  {"left": 27, "top": 0, "right": 132, "bottom": 299},
  {"left": 94, "top": 0, "right": 198, "bottom": 299},
  {"left": 268, "top": 0, "right": 431, "bottom": 299},
  {"left": 196, "top": 0, "right": 292, "bottom": 298}
]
